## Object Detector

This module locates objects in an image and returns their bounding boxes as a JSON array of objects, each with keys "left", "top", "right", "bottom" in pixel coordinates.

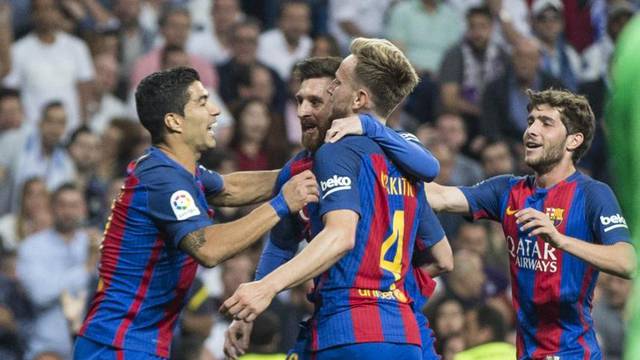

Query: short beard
[{"left": 525, "top": 140, "right": 565, "bottom": 175}]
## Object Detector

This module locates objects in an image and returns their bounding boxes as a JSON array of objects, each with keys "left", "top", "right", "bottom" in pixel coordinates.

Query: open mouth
[
  {"left": 525, "top": 141, "right": 542, "bottom": 149},
  {"left": 207, "top": 122, "right": 217, "bottom": 137},
  {"left": 301, "top": 120, "right": 318, "bottom": 134}
]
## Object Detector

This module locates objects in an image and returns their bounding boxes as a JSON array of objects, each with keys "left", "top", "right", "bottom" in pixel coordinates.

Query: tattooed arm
[{"left": 179, "top": 171, "right": 319, "bottom": 267}]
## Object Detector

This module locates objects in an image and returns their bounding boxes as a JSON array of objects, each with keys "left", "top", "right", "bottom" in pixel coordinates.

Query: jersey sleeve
[
  {"left": 359, "top": 113, "right": 440, "bottom": 182},
  {"left": 416, "top": 202, "right": 446, "bottom": 248},
  {"left": 459, "top": 175, "right": 513, "bottom": 221},
  {"left": 197, "top": 165, "right": 225, "bottom": 198},
  {"left": 314, "top": 141, "right": 362, "bottom": 218},
  {"left": 146, "top": 170, "right": 214, "bottom": 248},
  {"left": 585, "top": 181, "right": 631, "bottom": 245}
]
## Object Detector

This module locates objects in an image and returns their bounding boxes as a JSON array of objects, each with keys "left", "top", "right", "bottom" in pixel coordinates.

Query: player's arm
[
  {"left": 326, "top": 113, "right": 440, "bottom": 181},
  {"left": 219, "top": 210, "right": 358, "bottom": 321},
  {"left": 424, "top": 182, "right": 470, "bottom": 213},
  {"left": 420, "top": 237, "right": 454, "bottom": 277},
  {"left": 180, "top": 171, "right": 318, "bottom": 267},
  {"left": 208, "top": 170, "right": 280, "bottom": 207}
]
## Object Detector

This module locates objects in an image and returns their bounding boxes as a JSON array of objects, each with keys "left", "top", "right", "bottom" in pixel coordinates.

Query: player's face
[
  {"left": 296, "top": 77, "right": 333, "bottom": 152},
  {"left": 327, "top": 55, "right": 358, "bottom": 120},
  {"left": 182, "top": 81, "right": 221, "bottom": 151},
  {"left": 523, "top": 104, "right": 570, "bottom": 173}
]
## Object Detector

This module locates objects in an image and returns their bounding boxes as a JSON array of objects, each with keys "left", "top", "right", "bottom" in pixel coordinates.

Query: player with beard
[
  {"left": 406, "top": 89, "right": 634, "bottom": 360},
  {"left": 223, "top": 56, "right": 451, "bottom": 360},
  {"left": 221, "top": 40, "right": 447, "bottom": 359}
]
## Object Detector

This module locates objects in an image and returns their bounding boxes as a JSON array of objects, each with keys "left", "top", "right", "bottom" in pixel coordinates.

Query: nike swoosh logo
[{"left": 506, "top": 206, "right": 518, "bottom": 216}]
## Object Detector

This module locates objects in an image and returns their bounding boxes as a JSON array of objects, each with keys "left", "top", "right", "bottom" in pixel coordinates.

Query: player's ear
[
  {"left": 566, "top": 132, "right": 584, "bottom": 152},
  {"left": 164, "top": 112, "right": 183, "bottom": 134},
  {"left": 353, "top": 89, "right": 371, "bottom": 112}
]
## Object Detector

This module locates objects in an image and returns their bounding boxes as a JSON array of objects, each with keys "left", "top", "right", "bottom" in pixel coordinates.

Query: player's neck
[
  {"left": 156, "top": 142, "right": 198, "bottom": 175},
  {"left": 534, "top": 161, "right": 576, "bottom": 189}
]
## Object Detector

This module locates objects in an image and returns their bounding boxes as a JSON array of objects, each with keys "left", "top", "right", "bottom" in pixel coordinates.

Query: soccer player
[
  {"left": 404, "top": 89, "right": 635, "bottom": 359},
  {"left": 73, "top": 67, "right": 319, "bottom": 359},
  {"left": 221, "top": 39, "right": 447, "bottom": 359},
  {"left": 223, "top": 56, "right": 451, "bottom": 360}
]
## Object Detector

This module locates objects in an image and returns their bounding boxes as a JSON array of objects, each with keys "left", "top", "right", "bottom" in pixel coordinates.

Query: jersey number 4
[{"left": 380, "top": 210, "right": 404, "bottom": 282}]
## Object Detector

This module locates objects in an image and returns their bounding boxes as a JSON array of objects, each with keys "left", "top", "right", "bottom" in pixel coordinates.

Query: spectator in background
[
  {"left": 440, "top": 333, "right": 466, "bottom": 360},
  {"left": 435, "top": 114, "right": 484, "bottom": 184},
  {"left": 530, "top": 0, "right": 581, "bottom": 91},
  {"left": 480, "top": 139, "right": 516, "bottom": 177},
  {"left": 130, "top": 6, "right": 217, "bottom": 90},
  {"left": 454, "top": 304, "right": 516, "bottom": 360},
  {"left": 237, "top": 63, "right": 284, "bottom": 114},
  {"left": 0, "top": 178, "right": 52, "bottom": 251},
  {"left": 217, "top": 19, "right": 286, "bottom": 108},
  {"left": 188, "top": 0, "right": 244, "bottom": 66},
  {"left": 239, "top": 311, "right": 285, "bottom": 360},
  {"left": 387, "top": 0, "right": 464, "bottom": 75},
  {"left": 97, "top": 118, "right": 145, "bottom": 180},
  {"left": 203, "top": 254, "right": 255, "bottom": 360},
  {"left": 87, "top": 52, "right": 128, "bottom": 134},
  {"left": 257, "top": 0, "right": 312, "bottom": 81},
  {"left": 0, "top": 249, "right": 34, "bottom": 360},
  {"left": 594, "top": 273, "right": 632, "bottom": 360},
  {"left": 0, "top": 88, "right": 25, "bottom": 215},
  {"left": 439, "top": 6, "right": 509, "bottom": 141},
  {"left": 3, "top": 0, "right": 95, "bottom": 132},
  {"left": 429, "top": 297, "right": 466, "bottom": 340},
  {"left": 112, "top": 0, "right": 155, "bottom": 80},
  {"left": 229, "top": 98, "right": 289, "bottom": 171},
  {"left": 0, "top": 88, "right": 23, "bottom": 134},
  {"left": 582, "top": 2, "right": 635, "bottom": 83},
  {"left": 17, "top": 183, "right": 93, "bottom": 359},
  {"left": 328, "top": 0, "right": 393, "bottom": 54},
  {"left": 311, "top": 34, "right": 341, "bottom": 58},
  {"left": 0, "top": 2, "right": 12, "bottom": 81},
  {"left": 441, "top": 250, "right": 488, "bottom": 309},
  {"left": 4, "top": 102, "right": 76, "bottom": 207},
  {"left": 67, "top": 127, "right": 107, "bottom": 227},
  {"left": 481, "top": 38, "right": 564, "bottom": 143}
]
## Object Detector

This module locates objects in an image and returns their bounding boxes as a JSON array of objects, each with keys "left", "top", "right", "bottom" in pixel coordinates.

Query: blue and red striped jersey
[
  {"left": 78, "top": 147, "right": 223, "bottom": 358},
  {"left": 301, "top": 136, "right": 436, "bottom": 351},
  {"left": 460, "top": 172, "right": 631, "bottom": 360}
]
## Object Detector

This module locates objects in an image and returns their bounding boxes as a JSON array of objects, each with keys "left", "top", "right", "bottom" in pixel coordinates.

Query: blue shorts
[
  {"left": 288, "top": 342, "right": 422, "bottom": 360},
  {"left": 416, "top": 312, "right": 440, "bottom": 360},
  {"left": 73, "top": 336, "right": 166, "bottom": 360}
]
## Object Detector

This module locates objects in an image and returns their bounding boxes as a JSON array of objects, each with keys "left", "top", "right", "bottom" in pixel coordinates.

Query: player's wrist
[{"left": 269, "top": 192, "right": 289, "bottom": 219}]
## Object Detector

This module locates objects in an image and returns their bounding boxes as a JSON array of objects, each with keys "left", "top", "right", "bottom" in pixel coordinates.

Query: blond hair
[{"left": 350, "top": 37, "right": 419, "bottom": 117}]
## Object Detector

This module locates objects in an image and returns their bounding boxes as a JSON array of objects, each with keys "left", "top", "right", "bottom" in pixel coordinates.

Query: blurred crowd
[{"left": 0, "top": 0, "right": 636, "bottom": 359}]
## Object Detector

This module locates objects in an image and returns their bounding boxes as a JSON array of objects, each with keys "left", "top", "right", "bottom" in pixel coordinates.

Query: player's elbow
[
  {"left": 436, "top": 256, "right": 454, "bottom": 274},
  {"left": 620, "top": 253, "right": 637, "bottom": 279}
]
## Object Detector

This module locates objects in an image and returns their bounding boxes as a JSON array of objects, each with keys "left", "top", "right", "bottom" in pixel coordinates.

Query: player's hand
[
  {"left": 219, "top": 281, "right": 276, "bottom": 322},
  {"left": 515, "top": 208, "right": 566, "bottom": 248},
  {"left": 282, "top": 170, "right": 319, "bottom": 212},
  {"left": 224, "top": 320, "right": 253, "bottom": 360},
  {"left": 325, "top": 115, "right": 362, "bottom": 143}
]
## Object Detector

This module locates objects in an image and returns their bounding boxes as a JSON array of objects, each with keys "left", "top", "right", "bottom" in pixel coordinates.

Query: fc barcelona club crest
[{"left": 545, "top": 208, "right": 564, "bottom": 227}]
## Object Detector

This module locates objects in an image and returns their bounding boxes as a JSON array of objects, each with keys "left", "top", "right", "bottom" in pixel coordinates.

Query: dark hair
[
  {"left": 249, "top": 311, "right": 281, "bottom": 350},
  {"left": 312, "top": 34, "right": 341, "bottom": 57},
  {"left": 230, "top": 17, "right": 262, "bottom": 41},
  {"left": 160, "top": 44, "right": 186, "bottom": 68},
  {"left": 135, "top": 67, "right": 200, "bottom": 144},
  {"left": 158, "top": 5, "right": 190, "bottom": 28},
  {"left": 292, "top": 56, "right": 342, "bottom": 82},
  {"left": 0, "top": 88, "right": 20, "bottom": 102},
  {"left": 51, "top": 182, "right": 81, "bottom": 204},
  {"left": 466, "top": 5, "right": 493, "bottom": 21},
  {"left": 67, "top": 126, "right": 94, "bottom": 148},
  {"left": 279, "top": 0, "right": 309, "bottom": 18},
  {"left": 475, "top": 304, "right": 507, "bottom": 342},
  {"left": 41, "top": 100, "right": 64, "bottom": 119},
  {"left": 526, "top": 89, "right": 595, "bottom": 163}
]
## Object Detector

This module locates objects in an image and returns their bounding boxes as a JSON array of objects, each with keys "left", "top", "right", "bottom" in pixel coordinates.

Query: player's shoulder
[
  {"left": 576, "top": 173, "right": 616, "bottom": 200},
  {"left": 316, "top": 135, "right": 379, "bottom": 158},
  {"left": 133, "top": 148, "right": 193, "bottom": 184}
]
